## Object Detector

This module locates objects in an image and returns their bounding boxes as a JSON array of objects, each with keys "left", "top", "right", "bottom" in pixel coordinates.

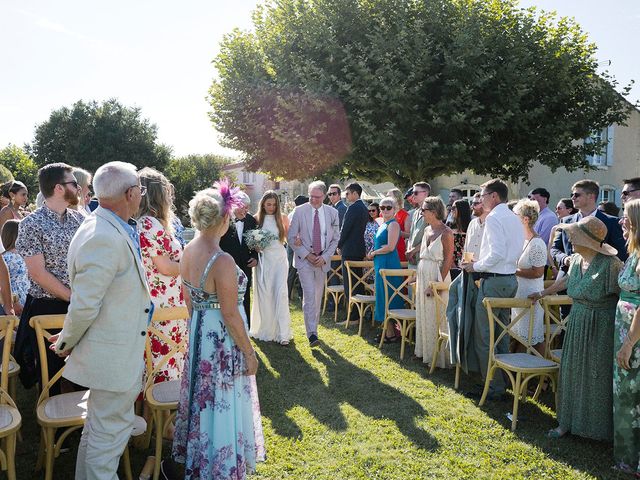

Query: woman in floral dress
[
  {"left": 0, "top": 219, "right": 30, "bottom": 314},
  {"left": 614, "top": 199, "right": 640, "bottom": 475},
  {"left": 171, "top": 183, "right": 265, "bottom": 479},
  {"left": 137, "top": 167, "right": 187, "bottom": 384}
]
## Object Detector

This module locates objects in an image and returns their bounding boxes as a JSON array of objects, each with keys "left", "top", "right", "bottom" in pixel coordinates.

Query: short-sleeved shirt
[{"left": 15, "top": 204, "right": 85, "bottom": 299}]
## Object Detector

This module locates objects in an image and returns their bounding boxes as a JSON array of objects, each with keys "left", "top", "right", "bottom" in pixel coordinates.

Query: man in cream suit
[
  {"left": 287, "top": 181, "right": 340, "bottom": 346},
  {"left": 51, "top": 161, "right": 151, "bottom": 480}
]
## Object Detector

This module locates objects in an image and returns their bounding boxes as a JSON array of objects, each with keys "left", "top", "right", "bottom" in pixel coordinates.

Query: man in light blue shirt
[{"left": 529, "top": 187, "right": 558, "bottom": 247}]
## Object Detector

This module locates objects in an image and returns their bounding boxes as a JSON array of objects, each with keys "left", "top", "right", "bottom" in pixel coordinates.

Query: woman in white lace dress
[
  {"left": 512, "top": 199, "right": 547, "bottom": 354},
  {"left": 249, "top": 190, "right": 293, "bottom": 345}
]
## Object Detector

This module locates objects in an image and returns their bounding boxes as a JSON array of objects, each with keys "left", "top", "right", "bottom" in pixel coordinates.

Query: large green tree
[
  {"left": 209, "top": 0, "right": 634, "bottom": 184},
  {"left": 164, "top": 154, "right": 230, "bottom": 222},
  {"left": 32, "top": 99, "right": 171, "bottom": 174},
  {"left": 0, "top": 144, "right": 39, "bottom": 194}
]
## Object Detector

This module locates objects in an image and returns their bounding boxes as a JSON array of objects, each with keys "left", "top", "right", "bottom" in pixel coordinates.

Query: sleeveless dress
[
  {"left": 557, "top": 253, "right": 621, "bottom": 441},
  {"left": 172, "top": 252, "right": 265, "bottom": 479},
  {"left": 415, "top": 232, "right": 451, "bottom": 366},
  {"left": 374, "top": 219, "right": 403, "bottom": 323},
  {"left": 511, "top": 237, "right": 547, "bottom": 345},
  {"left": 249, "top": 215, "right": 292, "bottom": 343},
  {"left": 613, "top": 253, "right": 640, "bottom": 473}
]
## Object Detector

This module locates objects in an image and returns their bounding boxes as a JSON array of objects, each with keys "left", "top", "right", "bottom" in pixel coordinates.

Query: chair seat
[
  {"left": 0, "top": 360, "right": 20, "bottom": 376},
  {"left": 389, "top": 309, "right": 416, "bottom": 320},
  {"left": 0, "top": 405, "right": 21, "bottom": 433},
  {"left": 352, "top": 294, "right": 375, "bottom": 303},
  {"left": 42, "top": 390, "right": 89, "bottom": 421},
  {"left": 551, "top": 349, "right": 562, "bottom": 361},
  {"left": 148, "top": 379, "right": 181, "bottom": 405},
  {"left": 495, "top": 353, "right": 558, "bottom": 370},
  {"left": 326, "top": 285, "right": 344, "bottom": 293}
]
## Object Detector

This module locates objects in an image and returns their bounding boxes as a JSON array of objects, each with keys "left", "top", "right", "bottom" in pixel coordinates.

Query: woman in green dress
[
  {"left": 614, "top": 199, "right": 640, "bottom": 475},
  {"left": 531, "top": 216, "right": 622, "bottom": 440}
]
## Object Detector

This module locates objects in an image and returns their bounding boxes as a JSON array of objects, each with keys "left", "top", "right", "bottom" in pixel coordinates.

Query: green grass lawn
[{"left": 14, "top": 303, "right": 626, "bottom": 479}]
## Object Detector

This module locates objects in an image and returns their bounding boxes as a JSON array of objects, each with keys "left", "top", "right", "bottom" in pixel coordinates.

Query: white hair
[
  {"left": 189, "top": 188, "right": 225, "bottom": 231},
  {"left": 237, "top": 191, "right": 250, "bottom": 206},
  {"left": 93, "top": 162, "right": 139, "bottom": 200},
  {"left": 308, "top": 180, "right": 327, "bottom": 195},
  {"left": 72, "top": 167, "right": 92, "bottom": 189}
]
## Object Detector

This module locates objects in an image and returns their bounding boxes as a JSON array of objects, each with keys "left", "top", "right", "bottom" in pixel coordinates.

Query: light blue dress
[
  {"left": 172, "top": 252, "right": 265, "bottom": 479},
  {"left": 374, "top": 219, "right": 403, "bottom": 322},
  {"left": 1, "top": 250, "right": 30, "bottom": 305}
]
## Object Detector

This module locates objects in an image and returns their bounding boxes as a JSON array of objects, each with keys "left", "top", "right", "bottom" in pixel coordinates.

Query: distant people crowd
[{"left": 1, "top": 164, "right": 640, "bottom": 479}]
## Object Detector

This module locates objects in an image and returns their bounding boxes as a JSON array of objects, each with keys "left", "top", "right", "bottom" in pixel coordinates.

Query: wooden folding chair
[
  {"left": 429, "top": 282, "right": 460, "bottom": 389},
  {"left": 30, "top": 314, "right": 142, "bottom": 480},
  {"left": 143, "top": 306, "right": 189, "bottom": 480},
  {"left": 379, "top": 269, "right": 416, "bottom": 360},
  {"left": 344, "top": 261, "right": 376, "bottom": 335},
  {"left": 322, "top": 255, "right": 345, "bottom": 322},
  {"left": 479, "top": 297, "right": 559, "bottom": 431},
  {"left": 542, "top": 295, "right": 572, "bottom": 363},
  {"left": 0, "top": 316, "right": 20, "bottom": 480}
]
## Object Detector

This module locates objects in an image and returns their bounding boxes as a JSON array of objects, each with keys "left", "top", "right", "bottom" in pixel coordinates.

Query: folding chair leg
[
  {"left": 378, "top": 318, "right": 389, "bottom": 349},
  {"left": 333, "top": 294, "right": 339, "bottom": 323},
  {"left": 153, "top": 410, "right": 163, "bottom": 480},
  {"left": 345, "top": 302, "right": 353, "bottom": 329},
  {"left": 35, "top": 428, "right": 45, "bottom": 471},
  {"left": 429, "top": 338, "right": 441, "bottom": 374},
  {"left": 44, "top": 427, "right": 55, "bottom": 480},
  {"left": 454, "top": 363, "right": 461, "bottom": 390},
  {"left": 122, "top": 445, "right": 133, "bottom": 480},
  {"left": 479, "top": 366, "right": 495, "bottom": 406},
  {"left": 6, "top": 433, "right": 16, "bottom": 480},
  {"left": 511, "top": 373, "right": 522, "bottom": 431},
  {"left": 322, "top": 291, "right": 328, "bottom": 316}
]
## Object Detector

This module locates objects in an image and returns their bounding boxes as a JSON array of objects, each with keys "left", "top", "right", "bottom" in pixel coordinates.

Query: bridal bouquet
[{"left": 244, "top": 229, "right": 278, "bottom": 251}]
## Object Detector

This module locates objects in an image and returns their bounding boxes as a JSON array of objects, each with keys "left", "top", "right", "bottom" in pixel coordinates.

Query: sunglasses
[
  {"left": 570, "top": 192, "right": 581, "bottom": 198},
  {"left": 421, "top": 207, "right": 432, "bottom": 212},
  {"left": 59, "top": 180, "right": 79, "bottom": 189},
  {"left": 379, "top": 205, "right": 393, "bottom": 211},
  {"left": 368, "top": 209, "right": 378, "bottom": 213},
  {"left": 621, "top": 188, "right": 640, "bottom": 197},
  {"left": 327, "top": 192, "right": 339, "bottom": 196}
]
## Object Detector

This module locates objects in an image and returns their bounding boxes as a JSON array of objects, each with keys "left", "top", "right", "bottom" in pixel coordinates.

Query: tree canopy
[
  {"left": 209, "top": 0, "right": 634, "bottom": 184},
  {"left": 32, "top": 99, "right": 171, "bottom": 174},
  {"left": 0, "top": 144, "right": 39, "bottom": 195}
]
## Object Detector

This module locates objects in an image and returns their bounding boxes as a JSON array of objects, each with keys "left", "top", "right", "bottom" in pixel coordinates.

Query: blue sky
[{"left": 1, "top": 0, "right": 638, "bottom": 159}]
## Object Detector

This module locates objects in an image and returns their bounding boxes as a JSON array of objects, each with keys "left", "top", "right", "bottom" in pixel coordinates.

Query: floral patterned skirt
[{"left": 172, "top": 307, "right": 265, "bottom": 480}]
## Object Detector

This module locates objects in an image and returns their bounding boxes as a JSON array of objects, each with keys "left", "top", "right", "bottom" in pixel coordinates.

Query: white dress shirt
[
  {"left": 464, "top": 216, "right": 485, "bottom": 261},
  {"left": 473, "top": 203, "right": 524, "bottom": 274},
  {"left": 235, "top": 219, "right": 245, "bottom": 243}
]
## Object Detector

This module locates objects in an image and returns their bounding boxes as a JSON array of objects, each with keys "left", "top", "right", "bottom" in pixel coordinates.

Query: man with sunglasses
[
  {"left": 14, "top": 162, "right": 85, "bottom": 393},
  {"left": 406, "top": 182, "right": 431, "bottom": 268},
  {"left": 622, "top": 177, "right": 640, "bottom": 206},
  {"left": 328, "top": 184, "right": 347, "bottom": 228},
  {"left": 551, "top": 179, "right": 627, "bottom": 271}
]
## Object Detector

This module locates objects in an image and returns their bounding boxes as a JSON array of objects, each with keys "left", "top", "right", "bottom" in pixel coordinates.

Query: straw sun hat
[{"left": 559, "top": 216, "right": 618, "bottom": 256}]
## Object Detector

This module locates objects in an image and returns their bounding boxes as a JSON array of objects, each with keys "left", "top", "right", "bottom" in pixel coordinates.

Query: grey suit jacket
[
  {"left": 287, "top": 203, "right": 340, "bottom": 273},
  {"left": 56, "top": 206, "right": 152, "bottom": 392}
]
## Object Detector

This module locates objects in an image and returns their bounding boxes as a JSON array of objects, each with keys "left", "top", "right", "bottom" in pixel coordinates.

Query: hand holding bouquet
[{"left": 244, "top": 229, "right": 278, "bottom": 252}]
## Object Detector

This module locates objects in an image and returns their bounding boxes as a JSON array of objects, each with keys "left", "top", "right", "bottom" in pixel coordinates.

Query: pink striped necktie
[{"left": 312, "top": 208, "right": 322, "bottom": 255}]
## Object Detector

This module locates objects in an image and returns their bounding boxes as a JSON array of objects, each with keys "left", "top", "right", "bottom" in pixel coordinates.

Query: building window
[
  {"left": 452, "top": 185, "right": 481, "bottom": 202},
  {"left": 600, "top": 186, "right": 615, "bottom": 204},
  {"left": 242, "top": 171, "right": 256, "bottom": 184},
  {"left": 585, "top": 126, "right": 614, "bottom": 167}
]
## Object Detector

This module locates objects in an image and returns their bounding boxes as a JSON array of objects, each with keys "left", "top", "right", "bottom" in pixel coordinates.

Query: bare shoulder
[{"left": 210, "top": 251, "right": 237, "bottom": 273}]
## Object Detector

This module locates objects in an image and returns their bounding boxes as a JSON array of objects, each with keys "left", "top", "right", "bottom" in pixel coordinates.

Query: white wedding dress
[{"left": 249, "top": 215, "right": 293, "bottom": 343}]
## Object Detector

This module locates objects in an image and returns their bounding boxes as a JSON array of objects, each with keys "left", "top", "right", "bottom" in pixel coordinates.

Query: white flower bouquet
[{"left": 244, "top": 228, "right": 278, "bottom": 251}]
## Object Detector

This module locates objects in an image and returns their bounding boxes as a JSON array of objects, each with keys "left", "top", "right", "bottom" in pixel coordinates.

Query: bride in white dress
[{"left": 249, "top": 191, "right": 293, "bottom": 345}]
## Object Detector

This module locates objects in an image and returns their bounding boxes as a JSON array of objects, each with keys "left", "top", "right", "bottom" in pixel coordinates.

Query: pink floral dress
[{"left": 139, "top": 215, "right": 187, "bottom": 383}]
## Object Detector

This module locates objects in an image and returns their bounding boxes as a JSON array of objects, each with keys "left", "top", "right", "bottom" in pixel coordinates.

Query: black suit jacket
[
  {"left": 550, "top": 209, "right": 628, "bottom": 265},
  {"left": 220, "top": 214, "right": 259, "bottom": 284},
  {"left": 338, "top": 199, "right": 369, "bottom": 259}
]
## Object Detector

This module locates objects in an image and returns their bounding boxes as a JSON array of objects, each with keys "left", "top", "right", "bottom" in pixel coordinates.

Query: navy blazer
[
  {"left": 550, "top": 209, "right": 627, "bottom": 265},
  {"left": 337, "top": 199, "right": 369, "bottom": 259},
  {"left": 334, "top": 200, "right": 347, "bottom": 228},
  {"left": 219, "top": 214, "right": 259, "bottom": 283}
]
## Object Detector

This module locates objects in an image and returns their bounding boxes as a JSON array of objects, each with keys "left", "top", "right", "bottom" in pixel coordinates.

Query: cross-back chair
[
  {"left": 344, "top": 261, "right": 376, "bottom": 335},
  {"left": 379, "top": 269, "right": 416, "bottom": 360},
  {"left": 479, "top": 297, "right": 559, "bottom": 431},
  {"left": 143, "top": 306, "right": 189, "bottom": 480},
  {"left": 30, "top": 314, "right": 142, "bottom": 480},
  {"left": 322, "top": 255, "right": 345, "bottom": 322},
  {"left": 0, "top": 316, "right": 20, "bottom": 480},
  {"left": 429, "top": 282, "right": 460, "bottom": 389},
  {"left": 542, "top": 295, "right": 572, "bottom": 363}
]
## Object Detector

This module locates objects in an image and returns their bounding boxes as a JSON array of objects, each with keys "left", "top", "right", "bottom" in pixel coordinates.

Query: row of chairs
[
  {"left": 25, "top": 306, "right": 188, "bottom": 480},
  {"left": 321, "top": 257, "right": 573, "bottom": 431}
]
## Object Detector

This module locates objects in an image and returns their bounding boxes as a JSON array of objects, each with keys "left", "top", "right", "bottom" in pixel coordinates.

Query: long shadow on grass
[{"left": 256, "top": 339, "right": 437, "bottom": 451}]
